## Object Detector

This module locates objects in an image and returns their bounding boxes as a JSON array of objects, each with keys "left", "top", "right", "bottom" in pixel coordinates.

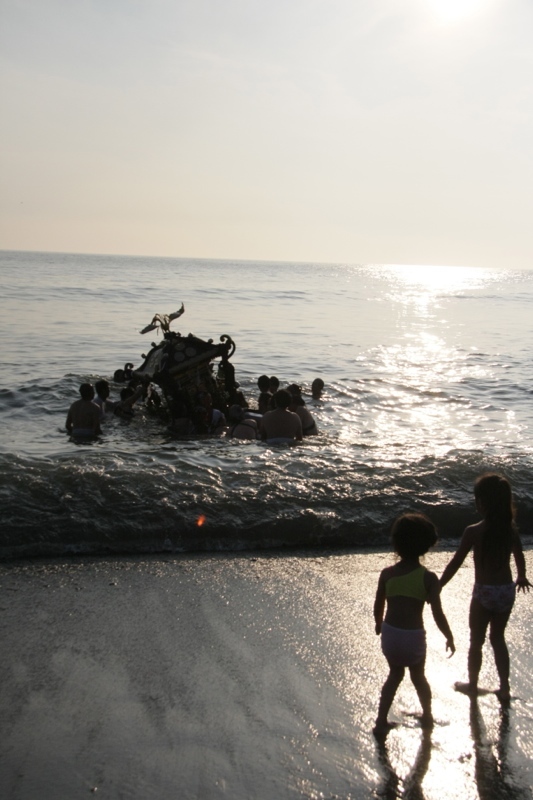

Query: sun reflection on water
[
  {"left": 380, "top": 264, "right": 493, "bottom": 318},
  {"left": 339, "top": 336, "right": 491, "bottom": 457},
  {"left": 378, "top": 332, "right": 477, "bottom": 388},
  {"left": 329, "top": 264, "right": 524, "bottom": 461},
  {"left": 385, "top": 264, "right": 492, "bottom": 294}
]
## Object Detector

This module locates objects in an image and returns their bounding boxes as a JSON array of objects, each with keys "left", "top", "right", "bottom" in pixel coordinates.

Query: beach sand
[{"left": 1, "top": 549, "right": 532, "bottom": 799}]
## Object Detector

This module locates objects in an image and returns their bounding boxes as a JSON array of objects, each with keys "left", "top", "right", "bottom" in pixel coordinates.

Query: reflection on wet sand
[
  {"left": 375, "top": 729, "right": 433, "bottom": 799},
  {"left": 372, "top": 696, "right": 533, "bottom": 800},
  {"left": 1, "top": 551, "right": 531, "bottom": 799},
  {"left": 469, "top": 698, "right": 531, "bottom": 800}
]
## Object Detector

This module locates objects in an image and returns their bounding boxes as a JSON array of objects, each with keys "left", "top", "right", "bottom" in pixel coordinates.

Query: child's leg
[
  {"left": 409, "top": 660, "right": 432, "bottom": 725},
  {"left": 489, "top": 608, "right": 513, "bottom": 699},
  {"left": 375, "top": 664, "right": 405, "bottom": 732},
  {"left": 466, "top": 598, "right": 491, "bottom": 690}
]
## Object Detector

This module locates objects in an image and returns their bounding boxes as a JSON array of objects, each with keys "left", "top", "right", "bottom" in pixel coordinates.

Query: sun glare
[
  {"left": 386, "top": 264, "right": 487, "bottom": 294},
  {"left": 427, "top": 0, "right": 488, "bottom": 23}
]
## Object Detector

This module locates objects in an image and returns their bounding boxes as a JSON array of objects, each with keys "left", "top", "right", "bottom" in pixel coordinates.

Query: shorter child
[{"left": 373, "top": 513, "right": 455, "bottom": 736}]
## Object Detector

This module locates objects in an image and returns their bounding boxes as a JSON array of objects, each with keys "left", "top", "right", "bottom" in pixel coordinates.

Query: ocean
[
  {"left": 2, "top": 251, "right": 533, "bottom": 799},
  {"left": 1, "top": 250, "right": 532, "bottom": 558}
]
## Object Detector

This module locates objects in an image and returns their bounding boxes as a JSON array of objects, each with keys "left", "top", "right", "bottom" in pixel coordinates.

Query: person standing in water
[
  {"left": 65, "top": 383, "right": 102, "bottom": 438},
  {"left": 373, "top": 513, "right": 455, "bottom": 736},
  {"left": 94, "top": 379, "right": 115, "bottom": 417},
  {"left": 260, "top": 389, "right": 303, "bottom": 444},
  {"left": 311, "top": 377, "right": 324, "bottom": 400},
  {"left": 440, "top": 473, "right": 531, "bottom": 702}
]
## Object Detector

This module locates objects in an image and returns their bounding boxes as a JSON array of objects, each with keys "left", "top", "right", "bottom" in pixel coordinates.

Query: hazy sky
[{"left": 1, "top": 0, "right": 532, "bottom": 266}]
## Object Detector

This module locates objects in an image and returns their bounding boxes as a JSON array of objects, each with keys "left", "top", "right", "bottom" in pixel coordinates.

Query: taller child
[{"left": 440, "top": 473, "right": 531, "bottom": 701}]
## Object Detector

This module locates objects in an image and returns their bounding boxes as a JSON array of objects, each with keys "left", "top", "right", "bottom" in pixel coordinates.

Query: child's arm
[
  {"left": 373, "top": 571, "right": 387, "bottom": 635},
  {"left": 427, "top": 572, "right": 455, "bottom": 655},
  {"left": 439, "top": 527, "right": 475, "bottom": 589},
  {"left": 512, "top": 533, "right": 532, "bottom": 592}
]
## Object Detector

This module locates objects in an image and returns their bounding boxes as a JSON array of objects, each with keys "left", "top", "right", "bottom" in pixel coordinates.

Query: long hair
[{"left": 474, "top": 473, "right": 515, "bottom": 563}]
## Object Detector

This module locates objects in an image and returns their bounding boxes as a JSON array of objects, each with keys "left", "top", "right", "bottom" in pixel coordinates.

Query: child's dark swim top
[{"left": 385, "top": 566, "right": 428, "bottom": 602}]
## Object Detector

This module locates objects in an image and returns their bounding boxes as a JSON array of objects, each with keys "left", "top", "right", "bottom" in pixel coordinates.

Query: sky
[{"left": 1, "top": 0, "right": 532, "bottom": 267}]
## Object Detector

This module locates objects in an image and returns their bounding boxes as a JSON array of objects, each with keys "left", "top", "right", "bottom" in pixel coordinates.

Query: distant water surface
[{"left": 1, "top": 251, "right": 532, "bottom": 557}]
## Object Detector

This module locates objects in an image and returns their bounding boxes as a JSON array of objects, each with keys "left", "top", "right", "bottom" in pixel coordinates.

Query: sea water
[{"left": 1, "top": 250, "right": 532, "bottom": 557}]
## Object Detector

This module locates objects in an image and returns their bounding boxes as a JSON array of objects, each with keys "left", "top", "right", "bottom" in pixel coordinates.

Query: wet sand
[{"left": 1, "top": 549, "right": 532, "bottom": 799}]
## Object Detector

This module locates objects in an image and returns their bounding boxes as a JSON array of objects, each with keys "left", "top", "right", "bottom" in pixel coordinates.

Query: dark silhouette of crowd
[{"left": 66, "top": 360, "right": 324, "bottom": 445}]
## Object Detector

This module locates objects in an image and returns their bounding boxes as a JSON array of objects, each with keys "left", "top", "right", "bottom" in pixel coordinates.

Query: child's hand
[
  {"left": 375, "top": 622, "right": 382, "bottom": 635},
  {"left": 446, "top": 638, "right": 455, "bottom": 657},
  {"left": 516, "top": 577, "right": 532, "bottom": 593}
]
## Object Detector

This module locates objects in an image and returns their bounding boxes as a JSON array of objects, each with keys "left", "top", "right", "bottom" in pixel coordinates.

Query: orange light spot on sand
[{"left": 196, "top": 515, "right": 206, "bottom": 527}]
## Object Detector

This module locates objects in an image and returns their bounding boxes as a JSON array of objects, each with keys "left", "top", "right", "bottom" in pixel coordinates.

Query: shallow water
[{"left": 1, "top": 251, "right": 532, "bottom": 556}]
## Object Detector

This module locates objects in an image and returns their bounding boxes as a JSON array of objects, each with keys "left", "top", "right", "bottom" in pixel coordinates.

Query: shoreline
[{"left": 1, "top": 530, "right": 533, "bottom": 564}]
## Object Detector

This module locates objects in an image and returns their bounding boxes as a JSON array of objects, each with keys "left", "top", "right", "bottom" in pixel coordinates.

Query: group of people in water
[
  {"left": 225, "top": 375, "right": 323, "bottom": 444},
  {"left": 65, "top": 379, "right": 147, "bottom": 437},
  {"left": 373, "top": 472, "right": 531, "bottom": 737},
  {"left": 65, "top": 372, "right": 325, "bottom": 444}
]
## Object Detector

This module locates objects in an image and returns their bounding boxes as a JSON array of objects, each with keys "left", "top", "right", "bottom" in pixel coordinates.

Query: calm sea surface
[{"left": 1, "top": 250, "right": 532, "bottom": 557}]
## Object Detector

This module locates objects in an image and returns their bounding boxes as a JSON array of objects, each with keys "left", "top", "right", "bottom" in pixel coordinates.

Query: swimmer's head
[
  {"left": 79, "top": 383, "right": 94, "bottom": 401},
  {"left": 95, "top": 379, "right": 110, "bottom": 398},
  {"left": 273, "top": 389, "right": 292, "bottom": 410},
  {"left": 311, "top": 378, "right": 324, "bottom": 398},
  {"left": 391, "top": 513, "right": 437, "bottom": 559}
]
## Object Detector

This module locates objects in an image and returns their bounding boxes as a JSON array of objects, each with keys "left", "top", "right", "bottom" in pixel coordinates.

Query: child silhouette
[{"left": 374, "top": 513, "right": 455, "bottom": 736}]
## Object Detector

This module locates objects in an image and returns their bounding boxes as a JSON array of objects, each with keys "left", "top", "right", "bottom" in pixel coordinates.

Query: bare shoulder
[
  {"left": 424, "top": 569, "right": 439, "bottom": 591},
  {"left": 466, "top": 520, "right": 483, "bottom": 533},
  {"left": 462, "top": 522, "right": 482, "bottom": 545},
  {"left": 379, "top": 565, "right": 395, "bottom": 582}
]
